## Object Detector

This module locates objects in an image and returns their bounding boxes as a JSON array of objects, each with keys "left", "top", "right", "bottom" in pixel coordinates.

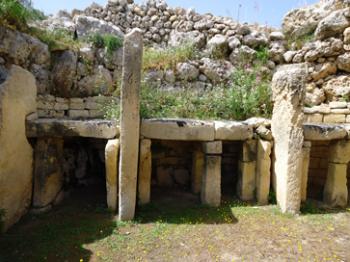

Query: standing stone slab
[
  {"left": 324, "top": 163, "right": 348, "bottom": 207},
  {"left": 201, "top": 156, "right": 221, "bottom": 207},
  {"left": 255, "top": 140, "right": 272, "bottom": 205},
  {"left": 301, "top": 141, "right": 311, "bottom": 202},
  {"left": 138, "top": 139, "right": 152, "bottom": 205},
  {"left": 0, "top": 66, "right": 37, "bottom": 231},
  {"left": 105, "top": 139, "right": 120, "bottom": 211},
  {"left": 237, "top": 161, "right": 256, "bottom": 201},
  {"left": 191, "top": 150, "right": 205, "bottom": 194},
  {"left": 33, "top": 138, "right": 64, "bottom": 208},
  {"left": 118, "top": 29, "right": 143, "bottom": 221},
  {"left": 271, "top": 64, "right": 307, "bottom": 214}
]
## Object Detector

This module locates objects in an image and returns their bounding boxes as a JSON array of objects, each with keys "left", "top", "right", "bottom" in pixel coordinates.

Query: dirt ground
[{"left": 1, "top": 185, "right": 350, "bottom": 262}]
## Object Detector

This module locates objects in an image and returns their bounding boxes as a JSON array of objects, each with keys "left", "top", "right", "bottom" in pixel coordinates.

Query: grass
[
  {"left": 103, "top": 65, "right": 272, "bottom": 121},
  {"left": 89, "top": 33, "right": 123, "bottom": 56},
  {"left": 143, "top": 43, "right": 198, "bottom": 71},
  {"left": 1, "top": 186, "right": 349, "bottom": 262},
  {"left": 0, "top": 0, "right": 45, "bottom": 31},
  {"left": 286, "top": 32, "right": 314, "bottom": 50}
]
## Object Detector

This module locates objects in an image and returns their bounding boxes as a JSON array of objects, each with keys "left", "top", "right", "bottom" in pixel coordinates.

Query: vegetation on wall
[
  {"left": 89, "top": 33, "right": 123, "bottom": 55},
  {"left": 143, "top": 43, "right": 198, "bottom": 71},
  {"left": 286, "top": 32, "right": 314, "bottom": 50},
  {"left": 0, "top": 0, "right": 45, "bottom": 30}
]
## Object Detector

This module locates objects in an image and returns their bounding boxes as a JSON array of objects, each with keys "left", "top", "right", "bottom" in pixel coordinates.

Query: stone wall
[{"left": 36, "top": 95, "right": 115, "bottom": 119}]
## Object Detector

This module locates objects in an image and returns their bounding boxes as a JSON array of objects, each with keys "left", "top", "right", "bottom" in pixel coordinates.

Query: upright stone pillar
[
  {"left": 255, "top": 139, "right": 272, "bottom": 205},
  {"left": 271, "top": 64, "right": 307, "bottom": 214},
  {"left": 138, "top": 139, "right": 152, "bottom": 205},
  {"left": 105, "top": 139, "right": 120, "bottom": 211},
  {"left": 191, "top": 149, "right": 205, "bottom": 194},
  {"left": 324, "top": 140, "right": 350, "bottom": 207},
  {"left": 118, "top": 29, "right": 143, "bottom": 221},
  {"left": 301, "top": 141, "right": 311, "bottom": 202},
  {"left": 237, "top": 140, "right": 257, "bottom": 201},
  {"left": 201, "top": 141, "right": 222, "bottom": 207}
]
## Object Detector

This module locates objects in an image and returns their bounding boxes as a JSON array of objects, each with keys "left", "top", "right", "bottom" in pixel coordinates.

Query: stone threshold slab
[{"left": 26, "top": 118, "right": 119, "bottom": 139}]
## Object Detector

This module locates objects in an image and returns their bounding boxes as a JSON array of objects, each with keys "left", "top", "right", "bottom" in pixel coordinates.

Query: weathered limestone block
[
  {"left": 0, "top": 66, "right": 36, "bottom": 232},
  {"left": 119, "top": 29, "right": 143, "bottom": 221},
  {"left": 214, "top": 121, "right": 253, "bottom": 141},
  {"left": 33, "top": 138, "right": 64, "bottom": 208},
  {"left": 271, "top": 63, "right": 307, "bottom": 214},
  {"left": 26, "top": 119, "right": 119, "bottom": 139},
  {"left": 201, "top": 156, "right": 221, "bottom": 207},
  {"left": 241, "top": 140, "right": 257, "bottom": 162},
  {"left": 255, "top": 140, "right": 272, "bottom": 205},
  {"left": 105, "top": 139, "right": 120, "bottom": 211},
  {"left": 301, "top": 141, "right": 311, "bottom": 202},
  {"left": 328, "top": 140, "right": 350, "bottom": 164},
  {"left": 237, "top": 161, "right": 256, "bottom": 201},
  {"left": 324, "top": 163, "right": 348, "bottom": 207},
  {"left": 191, "top": 150, "right": 205, "bottom": 194},
  {"left": 202, "top": 141, "right": 222, "bottom": 154},
  {"left": 138, "top": 139, "right": 152, "bottom": 205},
  {"left": 303, "top": 124, "right": 347, "bottom": 141},
  {"left": 141, "top": 118, "right": 215, "bottom": 141},
  {"left": 323, "top": 114, "right": 346, "bottom": 123}
]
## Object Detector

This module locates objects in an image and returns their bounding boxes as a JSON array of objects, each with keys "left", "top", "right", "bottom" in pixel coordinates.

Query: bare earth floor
[{"left": 0, "top": 186, "right": 350, "bottom": 262}]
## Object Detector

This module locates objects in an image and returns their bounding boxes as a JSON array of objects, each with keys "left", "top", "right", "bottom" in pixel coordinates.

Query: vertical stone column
[
  {"left": 301, "top": 141, "right": 311, "bottom": 202},
  {"left": 255, "top": 139, "right": 272, "bottom": 205},
  {"left": 191, "top": 149, "right": 205, "bottom": 194},
  {"left": 271, "top": 64, "right": 307, "bottom": 214},
  {"left": 237, "top": 140, "right": 257, "bottom": 201},
  {"left": 201, "top": 141, "right": 222, "bottom": 207},
  {"left": 105, "top": 139, "right": 120, "bottom": 211},
  {"left": 138, "top": 139, "right": 152, "bottom": 205},
  {"left": 324, "top": 140, "right": 350, "bottom": 207},
  {"left": 118, "top": 29, "right": 143, "bottom": 221}
]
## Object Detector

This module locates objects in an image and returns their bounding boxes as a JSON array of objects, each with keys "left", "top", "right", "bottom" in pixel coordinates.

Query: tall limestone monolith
[
  {"left": 271, "top": 64, "right": 307, "bottom": 214},
  {"left": 0, "top": 66, "right": 37, "bottom": 232},
  {"left": 105, "top": 139, "right": 120, "bottom": 211},
  {"left": 118, "top": 29, "right": 143, "bottom": 221}
]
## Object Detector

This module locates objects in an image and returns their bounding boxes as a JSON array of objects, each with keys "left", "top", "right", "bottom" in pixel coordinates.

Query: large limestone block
[
  {"left": 241, "top": 140, "right": 257, "bottom": 162},
  {"left": 303, "top": 124, "right": 347, "bottom": 141},
  {"left": 328, "top": 140, "right": 350, "bottom": 164},
  {"left": 271, "top": 64, "right": 307, "bottom": 214},
  {"left": 141, "top": 119, "right": 215, "bottom": 141},
  {"left": 301, "top": 142, "right": 311, "bottom": 202},
  {"left": 201, "top": 156, "right": 221, "bottom": 207},
  {"left": 324, "top": 163, "right": 348, "bottom": 207},
  {"left": 26, "top": 119, "right": 120, "bottom": 139},
  {"left": 191, "top": 150, "right": 205, "bottom": 194},
  {"left": 214, "top": 121, "right": 253, "bottom": 141},
  {"left": 237, "top": 161, "right": 256, "bottom": 201},
  {"left": 33, "top": 138, "right": 64, "bottom": 208},
  {"left": 202, "top": 141, "right": 222, "bottom": 154},
  {"left": 119, "top": 29, "right": 143, "bottom": 221},
  {"left": 105, "top": 139, "right": 120, "bottom": 211},
  {"left": 255, "top": 140, "right": 272, "bottom": 205},
  {"left": 0, "top": 65, "right": 36, "bottom": 232},
  {"left": 138, "top": 139, "right": 152, "bottom": 205}
]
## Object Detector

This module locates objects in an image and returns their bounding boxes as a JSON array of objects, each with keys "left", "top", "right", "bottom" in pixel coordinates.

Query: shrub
[
  {"left": 286, "top": 32, "right": 314, "bottom": 50},
  {"left": 101, "top": 97, "right": 120, "bottom": 121},
  {"left": 30, "top": 28, "right": 80, "bottom": 51},
  {"left": 256, "top": 47, "right": 269, "bottom": 65},
  {"left": 89, "top": 33, "right": 123, "bottom": 55},
  {"left": 0, "top": 0, "right": 45, "bottom": 30},
  {"left": 143, "top": 43, "right": 198, "bottom": 71}
]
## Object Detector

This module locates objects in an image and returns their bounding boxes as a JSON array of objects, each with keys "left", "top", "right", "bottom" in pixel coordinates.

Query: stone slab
[
  {"left": 303, "top": 123, "right": 347, "bottom": 141},
  {"left": 214, "top": 121, "right": 254, "bottom": 141},
  {"left": 141, "top": 118, "right": 215, "bottom": 141},
  {"left": 26, "top": 119, "right": 119, "bottom": 139},
  {"left": 105, "top": 139, "right": 120, "bottom": 211}
]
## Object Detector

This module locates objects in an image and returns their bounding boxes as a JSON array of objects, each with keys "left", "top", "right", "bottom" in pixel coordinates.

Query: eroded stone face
[
  {"left": 0, "top": 66, "right": 37, "bottom": 232},
  {"left": 271, "top": 63, "right": 307, "bottom": 214}
]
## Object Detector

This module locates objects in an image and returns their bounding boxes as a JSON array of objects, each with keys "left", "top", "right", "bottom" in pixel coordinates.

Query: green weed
[
  {"left": 89, "top": 33, "right": 123, "bottom": 55},
  {"left": 143, "top": 43, "right": 198, "bottom": 71}
]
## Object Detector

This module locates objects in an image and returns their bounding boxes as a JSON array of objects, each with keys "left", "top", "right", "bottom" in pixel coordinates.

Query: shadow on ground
[{"left": 0, "top": 185, "right": 117, "bottom": 262}]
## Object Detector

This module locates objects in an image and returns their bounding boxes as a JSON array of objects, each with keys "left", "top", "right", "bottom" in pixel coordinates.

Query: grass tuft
[
  {"left": 143, "top": 43, "right": 198, "bottom": 71},
  {"left": 89, "top": 33, "right": 123, "bottom": 55}
]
